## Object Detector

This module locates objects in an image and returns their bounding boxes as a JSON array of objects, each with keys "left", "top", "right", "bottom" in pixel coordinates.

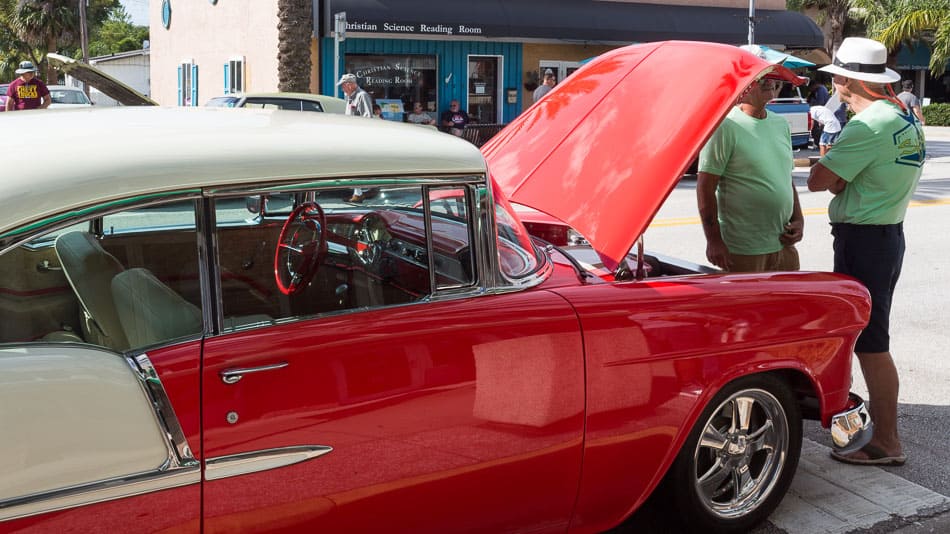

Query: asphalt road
[{"left": 615, "top": 126, "right": 950, "bottom": 533}]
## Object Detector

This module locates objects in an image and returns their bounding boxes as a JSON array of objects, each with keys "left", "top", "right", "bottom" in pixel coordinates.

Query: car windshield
[
  {"left": 205, "top": 96, "right": 241, "bottom": 107},
  {"left": 50, "top": 89, "right": 90, "bottom": 104},
  {"left": 0, "top": 85, "right": 7, "bottom": 96}
]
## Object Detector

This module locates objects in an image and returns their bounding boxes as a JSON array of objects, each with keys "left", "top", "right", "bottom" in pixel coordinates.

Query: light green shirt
[
  {"left": 699, "top": 107, "right": 794, "bottom": 255},
  {"left": 821, "top": 100, "right": 925, "bottom": 224}
]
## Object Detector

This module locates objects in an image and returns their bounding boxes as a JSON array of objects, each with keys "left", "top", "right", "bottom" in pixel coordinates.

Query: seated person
[
  {"left": 407, "top": 102, "right": 435, "bottom": 125},
  {"left": 440, "top": 100, "right": 470, "bottom": 136}
]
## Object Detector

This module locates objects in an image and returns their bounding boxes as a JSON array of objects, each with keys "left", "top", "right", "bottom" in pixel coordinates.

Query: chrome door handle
[{"left": 220, "top": 362, "right": 288, "bottom": 384}]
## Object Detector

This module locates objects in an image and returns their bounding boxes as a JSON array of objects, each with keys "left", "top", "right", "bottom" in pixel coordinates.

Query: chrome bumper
[{"left": 830, "top": 393, "right": 873, "bottom": 454}]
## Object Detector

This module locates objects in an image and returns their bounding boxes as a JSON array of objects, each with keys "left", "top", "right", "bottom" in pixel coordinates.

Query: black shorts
[{"left": 832, "top": 222, "right": 905, "bottom": 353}]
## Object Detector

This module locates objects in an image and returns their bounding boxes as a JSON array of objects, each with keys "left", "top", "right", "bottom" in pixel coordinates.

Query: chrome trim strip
[
  {"left": 205, "top": 446, "right": 333, "bottom": 481},
  {"left": 0, "top": 467, "right": 199, "bottom": 522},
  {"left": 0, "top": 352, "right": 199, "bottom": 522}
]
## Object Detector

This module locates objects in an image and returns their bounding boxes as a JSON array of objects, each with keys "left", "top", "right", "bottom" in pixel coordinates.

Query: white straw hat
[{"left": 819, "top": 37, "right": 900, "bottom": 84}]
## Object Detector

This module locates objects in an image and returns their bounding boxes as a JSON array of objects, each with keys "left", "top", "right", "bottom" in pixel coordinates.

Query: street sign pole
[
  {"left": 334, "top": 12, "right": 346, "bottom": 98},
  {"left": 748, "top": 0, "right": 755, "bottom": 45}
]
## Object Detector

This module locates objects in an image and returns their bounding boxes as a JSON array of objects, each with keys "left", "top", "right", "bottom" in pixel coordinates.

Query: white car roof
[{"left": 1, "top": 107, "right": 487, "bottom": 236}]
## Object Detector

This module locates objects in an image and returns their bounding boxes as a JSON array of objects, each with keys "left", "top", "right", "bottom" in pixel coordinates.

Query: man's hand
[
  {"left": 808, "top": 162, "right": 846, "bottom": 194},
  {"left": 705, "top": 238, "right": 730, "bottom": 269},
  {"left": 780, "top": 219, "right": 803, "bottom": 245}
]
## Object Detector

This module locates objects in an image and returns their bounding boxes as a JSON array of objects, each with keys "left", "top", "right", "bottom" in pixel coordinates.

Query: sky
[{"left": 122, "top": 0, "right": 149, "bottom": 26}]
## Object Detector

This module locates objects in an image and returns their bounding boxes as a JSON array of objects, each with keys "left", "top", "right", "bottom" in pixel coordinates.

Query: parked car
[
  {"left": 206, "top": 92, "right": 346, "bottom": 113},
  {"left": 47, "top": 85, "right": 93, "bottom": 108},
  {"left": 767, "top": 84, "right": 812, "bottom": 148},
  {"left": 0, "top": 42, "right": 871, "bottom": 534},
  {"left": 47, "top": 53, "right": 158, "bottom": 106}
]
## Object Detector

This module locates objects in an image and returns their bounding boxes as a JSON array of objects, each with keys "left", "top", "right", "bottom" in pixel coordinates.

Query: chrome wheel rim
[{"left": 692, "top": 388, "right": 789, "bottom": 519}]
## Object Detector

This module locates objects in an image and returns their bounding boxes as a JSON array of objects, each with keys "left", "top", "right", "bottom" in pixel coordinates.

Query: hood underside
[
  {"left": 482, "top": 41, "right": 801, "bottom": 270},
  {"left": 47, "top": 53, "right": 158, "bottom": 106}
]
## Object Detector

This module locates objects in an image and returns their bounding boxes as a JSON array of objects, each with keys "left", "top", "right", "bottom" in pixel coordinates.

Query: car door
[{"left": 200, "top": 183, "right": 586, "bottom": 533}]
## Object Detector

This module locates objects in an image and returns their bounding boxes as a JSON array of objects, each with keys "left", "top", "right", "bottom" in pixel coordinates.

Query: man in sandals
[{"left": 808, "top": 38, "right": 925, "bottom": 466}]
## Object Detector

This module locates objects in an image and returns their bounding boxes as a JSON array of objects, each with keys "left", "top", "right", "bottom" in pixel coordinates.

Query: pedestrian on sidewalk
[
  {"left": 809, "top": 105, "right": 842, "bottom": 156},
  {"left": 697, "top": 54, "right": 804, "bottom": 272},
  {"left": 338, "top": 73, "right": 374, "bottom": 202},
  {"left": 808, "top": 37, "right": 926, "bottom": 468},
  {"left": 897, "top": 80, "right": 926, "bottom": 126}
]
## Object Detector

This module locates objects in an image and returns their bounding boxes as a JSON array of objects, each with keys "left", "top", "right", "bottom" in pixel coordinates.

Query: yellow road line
[{"left": 649, "top": 198, "right": 950, "bottom": 228}]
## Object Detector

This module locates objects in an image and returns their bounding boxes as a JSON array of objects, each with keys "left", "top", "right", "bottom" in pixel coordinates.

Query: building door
[
  {"left": 539, "top": 60, "right": 583, "bottom": 85},
  {"left": 467, "top": 55, "right": 501, "bottom": 124}
]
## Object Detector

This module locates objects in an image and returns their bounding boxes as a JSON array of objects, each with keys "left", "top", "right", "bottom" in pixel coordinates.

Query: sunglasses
[{"left": 757, "top": 79, "right": 783, "bottom": 91}]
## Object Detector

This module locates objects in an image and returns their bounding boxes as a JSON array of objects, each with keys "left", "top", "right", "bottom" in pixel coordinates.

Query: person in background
[
  {"left": 809, "top": 105, "right": 842, "bottom": 156},
  {"left": 440, "top": 100, "right": 470, "bottom": 136},
  {"left": 697, "top": 73, "right": 803, "bottom": 272},
  {"left": 407, "top": 102, "right": 435, "bottom": 125},
  {"left": 337, "top": 73, "right": 374, "bottom": 202},
  {"left": 808, "top": 37, "right": 926, "bottom": 468},
  {"left": 533, "top": 69, "right": 557, "bottom": 102},
  {"left": 808, "top": 79, "right": 830, "bottom": 148},
  {"left": 5, "top": 61, "right": 50, "bottom": 111},
  {"left": 897, "top": 80, "right": 926, "bottom": 125},
  {"left": 372, "top": 104, "right": 384, "bottom": 119},
  {"left": 338, "top": 73, "right": 372, "bottom": 118}
]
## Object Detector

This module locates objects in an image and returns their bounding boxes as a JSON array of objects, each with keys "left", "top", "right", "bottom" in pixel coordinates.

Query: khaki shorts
[{"left": 726, "top": 246, "right": 800, "bottom": 272}]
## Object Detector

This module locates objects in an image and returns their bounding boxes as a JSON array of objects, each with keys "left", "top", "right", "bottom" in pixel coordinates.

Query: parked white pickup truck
[{"left": 767, "top": 85, "right": 812, "bottom": 148}]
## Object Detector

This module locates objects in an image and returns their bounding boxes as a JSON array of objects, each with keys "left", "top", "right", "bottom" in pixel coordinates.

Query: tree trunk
[
  {"left": 827, "top": 0, "right": 850, "bottom": 58},
  {"left": 276, "top": 0, "right": 313, "bottom": 93},
  {"left": 46, "top": 34, "right": 56, "bottom": 83}
]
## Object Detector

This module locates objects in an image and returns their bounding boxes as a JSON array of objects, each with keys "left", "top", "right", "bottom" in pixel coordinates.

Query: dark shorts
[{"left": 831, "top": 222, "right": 905, "bottom": 353}]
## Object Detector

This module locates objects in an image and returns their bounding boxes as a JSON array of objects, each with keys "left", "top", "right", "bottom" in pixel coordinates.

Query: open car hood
[
  {"left": 47, "top": 53, "right": 158, "bottom": 106},
  {"left": 482, "top": 41, "right": 802, "bottom": 270}
]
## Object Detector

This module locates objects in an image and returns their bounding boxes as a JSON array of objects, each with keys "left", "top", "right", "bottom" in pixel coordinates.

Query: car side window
[
  {"left": 0, "top": 199, "right": 203, "bottom": 352},
  {"left": 215, "top": 183, "right": 476, "bottom": 331}
]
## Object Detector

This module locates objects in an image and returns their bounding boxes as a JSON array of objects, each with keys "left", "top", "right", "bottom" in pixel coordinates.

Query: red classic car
[{"left": 0, "top": 42, "right": 870, "bottom": 533}]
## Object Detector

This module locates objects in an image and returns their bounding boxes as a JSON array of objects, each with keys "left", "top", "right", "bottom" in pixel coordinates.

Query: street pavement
[{"left": 614, "top": 126, "right": 950, "bottom": 533}]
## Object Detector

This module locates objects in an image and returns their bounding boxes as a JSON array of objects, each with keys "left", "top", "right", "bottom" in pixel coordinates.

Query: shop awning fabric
[{"left": 321, "top": 0, "right": 824, "bottom": 48}]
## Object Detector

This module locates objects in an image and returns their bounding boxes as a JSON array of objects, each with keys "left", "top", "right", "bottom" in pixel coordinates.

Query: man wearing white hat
[
  {"left": 808, "top": 37, "right": 925, "bottom": 467},
  {"left": 5, "top": 61, "right": 51, "bottom": 111},
  {"left": 337, "top": 73, "right": 374, "bottom": 202}
]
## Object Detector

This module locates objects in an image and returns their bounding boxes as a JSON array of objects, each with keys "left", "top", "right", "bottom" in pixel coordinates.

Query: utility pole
[
  {"left": 79, "top": 0, "right": 89, "bottom": 95},
  {"left": 334, "top": 12, "right": 346, "bottom": 98},
  {"left": 747, "top": 0, "right": 755, "bottom": 45}
]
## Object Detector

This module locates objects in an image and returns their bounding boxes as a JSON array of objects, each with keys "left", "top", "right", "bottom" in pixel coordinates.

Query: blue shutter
[
  {"left": 177, "top": 65, "right": 183, "bottom": 106},
  {"left": 223, "top": 63, "right": 230, "bottom": 95},
  {"left": 191, "top": 64, "right": 199, "bottom": 106}
]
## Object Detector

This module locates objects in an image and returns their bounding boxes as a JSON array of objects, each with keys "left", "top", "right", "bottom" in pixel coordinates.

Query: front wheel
[{"left": 664, "top": 374, "right": 802, "bottom": 533}]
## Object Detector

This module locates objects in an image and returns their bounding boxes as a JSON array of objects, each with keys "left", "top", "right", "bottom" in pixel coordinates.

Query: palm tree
[
  {"left": 277, "top": 0, "right": 312, "bottom": 93},
  {"left": 13, "top": 0, "right": 79, "bottom": 82},
  {"left": 787, "top": 0, "right": 854, "bottom": 57},
  {"left": 853, "top": 0, "right": 950, "bottom": 76}
]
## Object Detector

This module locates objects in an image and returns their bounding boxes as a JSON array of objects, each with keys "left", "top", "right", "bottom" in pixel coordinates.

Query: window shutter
[
  {"left": 177, "top": 65, "right": 183, "bottom": 106},
  {"left": 191, "top": 64, "right": 199, "bottom": 106},
  {"left": 223, "top": 63, "right": 230, "bottom": 95}
]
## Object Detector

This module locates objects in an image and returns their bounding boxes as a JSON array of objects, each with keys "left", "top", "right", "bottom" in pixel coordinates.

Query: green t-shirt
[
  {"left": 821, "top": 100, "right": 925, "bottom": 224},
  {"left": 699, "top": 107, "right": 794, "bottom": 255}
]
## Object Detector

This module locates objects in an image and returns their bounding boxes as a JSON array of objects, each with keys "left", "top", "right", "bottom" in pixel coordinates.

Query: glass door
[{"left": 467, "top": 56, "right": 500, "bottom": 124}]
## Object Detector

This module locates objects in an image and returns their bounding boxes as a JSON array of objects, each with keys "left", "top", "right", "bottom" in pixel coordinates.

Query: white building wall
[
  {"left": 83, "top": 52, "right": 151, "bottom": 107},
  {"left": 149, "top": 0, "right": 280, "bottom": 106}
]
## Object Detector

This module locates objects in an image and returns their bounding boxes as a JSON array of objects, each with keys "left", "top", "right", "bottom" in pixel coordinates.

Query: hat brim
[
  {"left": 15, "top": 68, "right": 36, "bottom": 74},
  {"left": 819, "top": 64, "right": 900, "bottom": 84}
]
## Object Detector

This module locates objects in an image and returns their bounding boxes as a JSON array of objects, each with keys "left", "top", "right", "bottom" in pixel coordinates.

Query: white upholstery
[
  {"left": 54, "top": 232, "right": 129, "bottom": 351},
  {"left": 112, "top": 268, "right": 203, "bottom": 349}
]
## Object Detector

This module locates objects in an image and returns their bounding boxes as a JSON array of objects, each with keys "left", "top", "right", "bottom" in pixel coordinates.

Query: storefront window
[{"left": 346, "top": 55, "right": 437, "bottom": 122}]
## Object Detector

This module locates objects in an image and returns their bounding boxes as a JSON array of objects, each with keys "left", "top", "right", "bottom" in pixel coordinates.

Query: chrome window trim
[
  {"left": 0, "top": 352, "right": 199, "bottom": 522},
  {"left": 0, "top": 192, "right": 202, "bottom": 256},
  {"left": 205, "top": 174, "right": 484, "bottom": 198},
  {"left": 205, "top": 445, "right": 333, "bottom": 481}
]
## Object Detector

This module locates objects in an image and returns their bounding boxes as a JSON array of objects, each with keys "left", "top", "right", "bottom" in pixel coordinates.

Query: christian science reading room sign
[{"left": 346, "top": 20, "right": 486, "bottom": 37}]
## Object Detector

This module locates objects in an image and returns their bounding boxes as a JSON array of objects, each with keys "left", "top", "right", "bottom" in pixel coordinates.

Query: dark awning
[{"left": 320, "top": 0, "right": 824, "bottom": 48}]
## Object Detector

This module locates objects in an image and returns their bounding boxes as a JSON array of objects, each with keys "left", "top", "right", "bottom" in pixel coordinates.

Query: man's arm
[
  {"left": 807, "top": 162, "right": 846, "bottom": 194},
  {"left": 39, "top": 94, "right": 51, "bottom": 109},
  {"left": 4, "top": 95, "right": 13, "bottom": 111},
  {"left": 696, "top": 172, "right": 729, "bottom": 269},
  {"left": 913, "top": 105, "right": 925, "bottom": 125}
]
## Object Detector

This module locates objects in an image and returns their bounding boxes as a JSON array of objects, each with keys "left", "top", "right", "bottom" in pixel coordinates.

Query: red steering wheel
[{"left": 274, "top": 202, "right": 327, "bottom": 295}]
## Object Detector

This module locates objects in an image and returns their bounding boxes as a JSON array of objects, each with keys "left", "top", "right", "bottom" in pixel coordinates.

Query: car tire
[{"left": 663, "top": 374, "right": 802, "bottom": 533}]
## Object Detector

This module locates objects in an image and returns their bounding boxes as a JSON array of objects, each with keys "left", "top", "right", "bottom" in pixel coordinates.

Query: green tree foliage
[
  {"left": 851, "top": 0, "right": 950, "bottom": 75},
  {"left": 786, "top": 0, "right": 855, "bottom": 55},
  {"left": 0, "top": 0, "right": 117, "bottom": 82},
  {"left": 83, "top": 6, "right": 148, "bottom": 58}
]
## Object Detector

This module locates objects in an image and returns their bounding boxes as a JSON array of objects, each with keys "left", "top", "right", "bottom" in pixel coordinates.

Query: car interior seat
[
  {"left": 54, "top": 231, "right": 130, "bottom": 351},
  {"left": 111, "top": 268, "right": 203, "bottom": 349}
]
